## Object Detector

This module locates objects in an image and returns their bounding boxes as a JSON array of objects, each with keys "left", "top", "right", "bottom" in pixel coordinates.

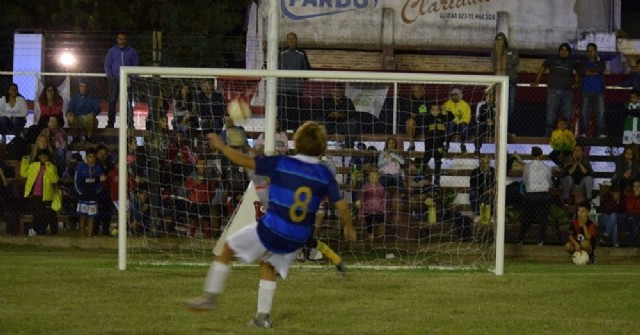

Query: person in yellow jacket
[
  {"left": 442, "top": 88, "right": 471, "bottom": 153},
  {"left": 549, "top": 117, "right": 576, "bottom": 167},
  {"left": 20, "top": 149, "right": 59, "bottom": 235}
]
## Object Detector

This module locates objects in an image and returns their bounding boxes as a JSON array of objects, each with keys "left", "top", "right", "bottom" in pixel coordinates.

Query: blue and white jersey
[{"left": 255, "top": 154, "right": 341, "bottom": 253}]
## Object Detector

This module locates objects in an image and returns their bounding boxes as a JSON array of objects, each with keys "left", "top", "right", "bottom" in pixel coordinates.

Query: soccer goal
[{"left": 116, "top": 66, "right": 509, "bottom": 275}]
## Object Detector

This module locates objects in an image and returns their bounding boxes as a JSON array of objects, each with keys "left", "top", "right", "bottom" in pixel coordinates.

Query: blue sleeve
[
  {"left": 104, "top": 49, "right": 112, "bottom": 77},
  {"left": 255, "top": 156, "right": 280, "bottom": 178},
  {"left": 92, "top": 96, "right": 101, "bottom": 115}
]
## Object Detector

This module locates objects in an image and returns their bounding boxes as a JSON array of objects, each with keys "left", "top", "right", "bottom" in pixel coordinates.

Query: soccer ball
[
  {"left": 572, "top": 250, "right": 589, "bottom": 265},
  {"left": 227, "top": 97, "right": 251, "bottom": 122}
]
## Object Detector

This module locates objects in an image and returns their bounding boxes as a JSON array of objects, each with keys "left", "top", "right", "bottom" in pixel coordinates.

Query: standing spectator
[
  {"left": 278, "top": 32, "right": 311, "bottom": 130},
  {"left": 74, "top": 148, "right": 106, "bottom": 237},
  {"left": 358, "top": 170, "right": 386, "bottom": 240},
  {"left": 532, "top": 43, "right": 579, "bottom": 136},
  {"left": 400, "top": 84, "right": 430, "bottom": 151},
  {"left": 67, "top": 81, "right": 101, "bottom": 143},
  {"left": 561, "top": 143, "right": 594, "bottom": 204},
  {"left": 104, "top": 33, "right": 138, "bottom": 128},
  {"left": 172, "top": 84, "right": 198, "bottom": 138},
  {"left": 549, "top": 117, "right": 576, "bottom": 167},
  {"left": 94, "top": 144, "right": 115, "bottom": 236},
  {"left": 518, "top": 146, "right": 552, "bottom": 245},
  {"left": 622, "top": 90, "right": 640, "bottom": 145},
  {"left": 617, "top": 58, "right": 640, "bottom": 93},
  {"left": 598, "top": 185, "right": 623, "bottom": 248},
  {"left": 30, "top": 134, "right": 55, "bottom": 163},
  {"left": 623, "top": 179, "right": 640, "bottom": 246},
  {"left": 611, "top": 146, "right": 640, "bottom": 192},
  {"left": 421, "top": 104, "right": 450, "bottom": 187},
  {"left": 35, "top": 84, "right": 64, "bottom": 130},
  {"left": 469, "top": 155, "right": 495, "bottom": 223},
  {"left": 475, "top": 86, "right": 496, "bottom": 156},
  {"left": 197, "top": 79, "right": 226, "bottom": 135},
  {"left": 577, "top": 43, "right": 607, "bottom": 138},
  {"left": 0, "top": 83, "right": 28, "bottom": 144},
  {"left": 564, "top": 202, "right": 597, "bottom": 263},
  {"left": 20, "top": 150, "right": 59, "bottom": 235},
  {"left": 322, "top": 83, "right": 359, "bottom": 149},
  {"left": 377, "top": 137, "right": 405, "bottom": 192},
  {"left": 184, "top": 158, "right": 217, "bottom": 238},
  {"left": 38, "top": 117, "right": 67, "bottom": 177},
  {"left": 490, "top": 32, "right": 519, "bottom": 135},
  {"left": 442, "top": 88, "right": 471, "bottom": 153}
]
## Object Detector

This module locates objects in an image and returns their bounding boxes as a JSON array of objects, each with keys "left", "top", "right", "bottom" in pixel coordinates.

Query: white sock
[
  {"left": 257, "top": 279, "right": 277, "bottom": 315},
  {"left": 204, "top": 261, "right": 230, "bottom": 294}
]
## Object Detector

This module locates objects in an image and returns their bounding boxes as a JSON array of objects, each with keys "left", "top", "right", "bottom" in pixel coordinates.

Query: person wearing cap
[
  {"left": 442, "top": 88, "right": 471, "bottom": 153},
  {"left": 20, "top": 149, "right": 60, "bottom": 235},
  {"left": 532, "top": 43, "right": 579, "bottom": 136},
  {"left": 67, "top": 81, "right": 101, "bottom": 143}
]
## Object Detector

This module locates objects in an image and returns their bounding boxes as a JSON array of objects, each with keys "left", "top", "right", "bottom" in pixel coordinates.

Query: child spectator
[
  {"left": 623, "top": 179, "right": 640, "bottom": 246},
  {"left": 442, "top": 88, "right": 471, "bottom": 153},
  {"left": 358, "top": 170, "right": 386, "bottom": 240},
  {"left": 564, "top": 202, "right": 597, "bottom": 264},
  {"left": 622, "top": 90, "right": 640, "bottom": 145},
  {"left": 131, "top": 186, "right": 152, "bottom": 234},
  {"left": 39, "top": 117, "right": 67, "bottom": 177},
  {"left": 377, "top": 137, "right": 405, "bottom": 192},
  {"left": 421, "top": 104, "right": 451, "bottom": 187},
  {"left": 549, "top": 117, "right": 576, "bottom": 167},
  {"left": 185, "top": 158, "right": 217, "bottom": 238},
  {"left": 469, "top": 155, "right": 495, "bottom": 223},
  {"left": 252, "top": 118, "right": 288, "bottom": 155},
  {"left": 74, "top": 147, "right": 106, "bottom": 237}
]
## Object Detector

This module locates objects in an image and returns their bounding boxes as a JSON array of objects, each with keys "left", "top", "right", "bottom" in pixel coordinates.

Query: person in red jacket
[
  {"left": 184, "top": 157, "right": 217, "bottom": 238},
  {"left": 564, "top": 202, "right": 597, "bottom": 263}
]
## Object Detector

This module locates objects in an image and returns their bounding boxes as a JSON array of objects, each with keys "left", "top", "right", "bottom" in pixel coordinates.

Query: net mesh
[{"left": 123, "top": 70, "right": 504, "bottom": 268}]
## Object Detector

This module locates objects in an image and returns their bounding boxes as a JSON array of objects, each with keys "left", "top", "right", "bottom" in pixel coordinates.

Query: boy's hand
[{"left": 207, "top": 133, "right": 224, "bottom": 150}]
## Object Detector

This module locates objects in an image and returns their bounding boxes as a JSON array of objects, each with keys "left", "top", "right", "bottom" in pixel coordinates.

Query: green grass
[{"left": 1, "top": 244, "right": 639, "bottom": 335}]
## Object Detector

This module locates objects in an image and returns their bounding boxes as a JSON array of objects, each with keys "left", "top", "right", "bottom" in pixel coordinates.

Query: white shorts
[{"left": 227, "top": 222, "right": 299, "bottom": 279}]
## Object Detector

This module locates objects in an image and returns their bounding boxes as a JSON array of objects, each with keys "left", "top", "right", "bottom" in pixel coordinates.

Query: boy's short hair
[
  {"left": 293, "top": 121, "right": 327, "bottom": 157},
  {"left": 577, "top": 201, "right": 591, "bottom": 211},
  {"left": 85, "top": 147, "right": 97, "bottom": 156},
  {"left": 531, "top": 146, "right": 543, "bottom": 157}
]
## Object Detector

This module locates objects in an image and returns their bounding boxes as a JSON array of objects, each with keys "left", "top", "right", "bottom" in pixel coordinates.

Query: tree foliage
[{"left": 0, "top": 0, "right": 250, "bottom": 70}]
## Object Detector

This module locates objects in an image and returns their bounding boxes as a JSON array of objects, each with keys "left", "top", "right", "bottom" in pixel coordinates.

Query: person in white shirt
[
  {"left": 518, "top": 146, "right": 553, "bottom": 245},
  {"left": 0, "top": 83, "right": 28, "bottom": 143}
]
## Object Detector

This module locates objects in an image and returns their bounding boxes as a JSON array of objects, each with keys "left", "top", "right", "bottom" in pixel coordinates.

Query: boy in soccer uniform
[
  {"left": 186, "top": 121, "right": 356, "bottom": 328},
  {"left": 74, "top": 148, "right": 106, "bottom": 237},
  {"left": 564, "top": 202, "right": 597, "bottom": 264},
  {"left": 421, "top": 104, "right": 451, "bottom": 186}
]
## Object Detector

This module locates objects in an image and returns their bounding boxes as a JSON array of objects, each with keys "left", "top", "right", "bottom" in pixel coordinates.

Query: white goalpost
[{"left": 117, "top": 66, "right": 509, "bottom": 275}]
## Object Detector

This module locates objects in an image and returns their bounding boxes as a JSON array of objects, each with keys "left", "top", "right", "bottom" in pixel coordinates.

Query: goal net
[{"left": 117, "top": 67, "right": 509, "bottom": 273}]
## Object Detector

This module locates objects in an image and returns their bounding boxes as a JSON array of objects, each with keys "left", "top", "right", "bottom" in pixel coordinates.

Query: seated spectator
[
  {"left": 322, "top": 83, "right": 359, "bottom": 149},
  {"left": 561, "top": 143, "right": 594, "bottom": 204},
  {"left": 469, "top": 155, "right": 495, "bottom": 223},
  {"left": 172, "top": 83, "right": 198, "bottom": 138},
  {"left": 35, "top": 84, "right": 65, "bottom": 130},
  {"left": 39, "top": 117, "right": 67, "bottom": 177},
  {"left": 0, "top": 83, "right": 28, "bottom": 144},
  {"left": 67, "top": 81, "right": 101, "bottom": 143},
  {"left": 167, "top": 132, "right": 196, "bottom": 185},
  {"left": 623, "top": 90, "right": 640, "bottom": 145},
  {"left": 220, "top": 115, "right": 248, "bottom": 150},
  {"left": 196, "top": 79, "right": 225, "bottom": 135},
  {"left": 549, "top": 117, "right": 575, "bottom": 167},
  {"left": 623, "top": 179, "right": 640, "bottom": 247},
  {"left": 564, "top": 202, "right": 597, "bottom": 263},
  {"left": 377, "top": 137, "right": 405, "bottom": 193},
  {"left": 74, "top": 147, "right": 106, "bottom": 237},
  {"left": 598, "top": 185, "right": 623, "bottom": 248},
  {"left": 399, "top": 84, "right": 430, "bottom": 151},
  {"left": 611, "top": 146, "right": 639, "bottom": 192},
  {"left": 442, "top": 88, "right": 471, "bottom": 153},
  {"left": 20, "top": 149, "right": 59, "bottom": 236},
  {"left": 518, "top": 146, "right": 552, "bottom": 245},
  {"left": 475, "top": 86, "right": 496, "bottom": 156},
  {"left": 184, "top": 158, "right": 218, "bottom": 238}
]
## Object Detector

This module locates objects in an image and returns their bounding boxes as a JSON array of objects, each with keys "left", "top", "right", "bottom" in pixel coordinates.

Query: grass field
[{"left": 1, "top": 244, "right": 639, "bottom": 335}]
